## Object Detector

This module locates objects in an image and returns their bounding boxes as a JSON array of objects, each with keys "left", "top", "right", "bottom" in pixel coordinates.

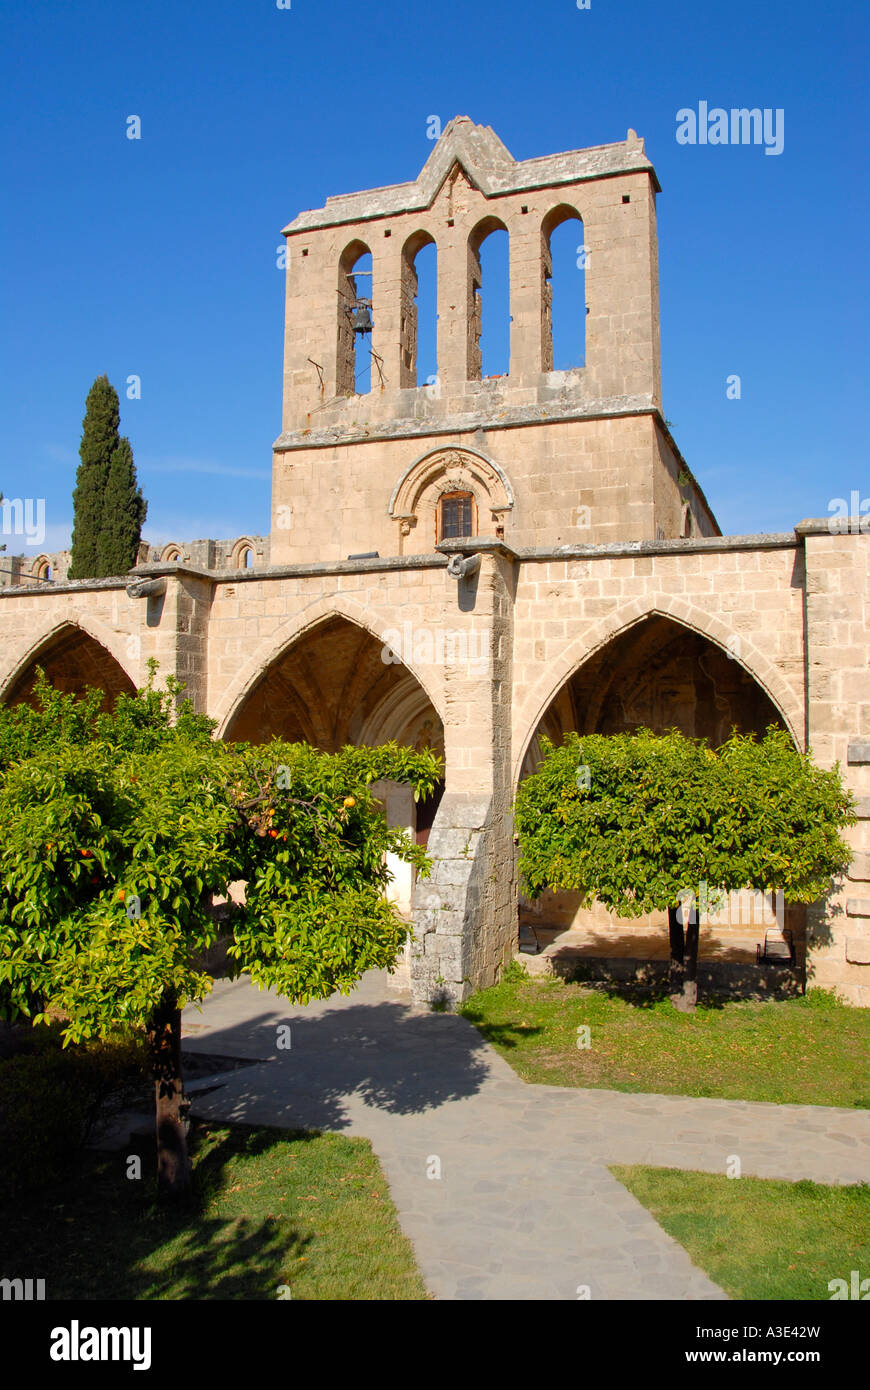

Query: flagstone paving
[{"left": 181, "top": 971, "right": 870, "bottom": 1301}]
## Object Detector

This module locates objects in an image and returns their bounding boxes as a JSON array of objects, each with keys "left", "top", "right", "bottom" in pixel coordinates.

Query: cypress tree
[
  {"left": 68, "top": 375, "right": 120, "bottom": 580},
  {"left": 69, "top": 376, "right": 148, "bottom": 579},
  {"left": 95, "top": 437, "right": 147, "bottom": 576}
]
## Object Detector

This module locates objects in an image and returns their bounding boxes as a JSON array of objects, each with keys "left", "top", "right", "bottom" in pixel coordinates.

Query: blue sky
[{"left": 1, "top": 0, "right": 867, "bottom": 554}]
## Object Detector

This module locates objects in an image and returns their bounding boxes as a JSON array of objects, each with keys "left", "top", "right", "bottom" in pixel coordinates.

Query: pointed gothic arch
[
  {"left": 1, "top": 620, "right": 136, "bottom": 712},
  {"left": 515, "top": 609, "right": 803, "bottom": 957},
  {"left": 222, "top": 611, "right": 444, "bottom": 756},
  {"left": 514, "top": 597, "right": 803, "bottom": 786},
  {"left": 222, "top": 611, "right": 445, "bottom": 921}
]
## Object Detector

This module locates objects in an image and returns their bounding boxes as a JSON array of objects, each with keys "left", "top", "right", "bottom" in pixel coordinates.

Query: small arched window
[
  {"left": 162, "top": 545, "right": 182, "bottom": 563},
  {"left": 239, "top": 547, "right": 254, "bottom": 570},
  {"left": 35, "top": 559, "right": 52, "bottom": 581},
  {"left": 438, "top": 491, "right": 476, "bottom": 543}
]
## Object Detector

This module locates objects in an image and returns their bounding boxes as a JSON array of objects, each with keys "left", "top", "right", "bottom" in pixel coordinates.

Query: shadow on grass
[
  {"left": 0, "top": 1122, "right": 313, "bottom": 1300},
  {"left": 455, "top": 1011, "right": 545, "bottom": 1049},
  {"left": 3, "top": 982, "right": 499, "bottom": 1299},
  {"left": 557, "top": 973, "right": 731, "bottom": 1011}
]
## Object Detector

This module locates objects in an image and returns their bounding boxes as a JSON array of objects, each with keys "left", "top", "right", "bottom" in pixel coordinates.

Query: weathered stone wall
[
  {"left": 0, "top": 536, "right": 270, "bottom": 590},
  {"left": 271, "top": 118, "right": 716, "bottom": 567},
  {"left": 0, "top": 121, "right": 866, "bottom": 1010},
  {"left": 0, "top": 527, "right": 866, "bottom": 1006},
  {"left": 802, "top": 525, "right": 870, "bottom": 1005},
  {"left": 271, "top": 416, "right": 714, "bottom": 565}
]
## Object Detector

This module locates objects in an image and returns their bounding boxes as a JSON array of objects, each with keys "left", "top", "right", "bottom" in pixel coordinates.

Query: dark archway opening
[
  {"left": 518, "top": 616, "right": 802, "bottom": 981},
  {"left": 225, "top": 616, "right": 445, "bottom": 925},
  {"left": 4, "top": 627, "right": 135, "bottom": 713}
]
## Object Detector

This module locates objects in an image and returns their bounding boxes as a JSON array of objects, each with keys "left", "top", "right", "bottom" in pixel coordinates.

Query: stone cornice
[
  {"left": 795, "top": 517, "right": 869, "bottom": 537},
  {"left": 273, "top": 396, "right": 659, "bottom": 453},
  {"left": 520, "top": 533, "right": 798, "bottom": 561},
  {"left": 2, "top": 532, "right": 815, "bottom": 598}
]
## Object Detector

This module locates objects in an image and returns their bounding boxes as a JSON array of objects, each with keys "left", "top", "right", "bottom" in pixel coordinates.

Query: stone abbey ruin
[{"left": 2, "top": 118, "right": 868, "bottom": 1005}]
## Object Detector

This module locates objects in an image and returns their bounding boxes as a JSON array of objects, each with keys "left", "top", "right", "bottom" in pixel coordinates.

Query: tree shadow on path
[{"left": 182, "top": 993, "right": 497, "bottom": 1134}]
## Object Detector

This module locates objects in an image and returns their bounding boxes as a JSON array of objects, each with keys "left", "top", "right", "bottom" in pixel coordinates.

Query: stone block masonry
[{"left": 1, "top": 121, "right": 867, "bottom": 1006}]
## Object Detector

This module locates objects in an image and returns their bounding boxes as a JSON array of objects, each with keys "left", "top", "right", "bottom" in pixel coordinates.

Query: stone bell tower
[
  {"left": 263, "top": 118, "right": 722, "bottom": 1005},
  {"left": 270, "top": 116, "right": 718, "bottom": 566}
]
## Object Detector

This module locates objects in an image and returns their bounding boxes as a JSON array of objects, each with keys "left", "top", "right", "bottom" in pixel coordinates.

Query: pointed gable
[{"left": 282, "top": 118, "right": 655, "bottom": 234}]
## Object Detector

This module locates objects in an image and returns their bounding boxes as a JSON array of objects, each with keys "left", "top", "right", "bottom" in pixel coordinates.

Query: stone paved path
[{"left": 181, "top": 971, "right": 870, "bottom": 1301}]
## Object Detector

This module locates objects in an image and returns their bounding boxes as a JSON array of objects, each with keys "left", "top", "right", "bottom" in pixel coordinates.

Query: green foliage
[
  {"left": 95, "top": 435, "right": 147, "bottom": 576},
  {"left": 501, "top": 958, "right": 529, "bottom": 983},
  {"left": 0, "top": 663, "right": 216, "bottom": 773},
  {"left": 0, "top": 673, "right": 442, "bottom": 1039},
  {"left": 515, "top": 727, "right": 855, "bottom": 914},
  {"left": 0, "top": 674, "right": 105, "bottom": 770},
  {"left": 0, "top": 1030, "right": 145, "bottom": 1200},
  {"left": 225, "top": 740, "right": 438, "bottom": 1002},
  {"left": 68, "top": 376, "right": 148, "bottom": 579},
  {"left": 69, "top": 375, "right": 120, "bottom": 580}
]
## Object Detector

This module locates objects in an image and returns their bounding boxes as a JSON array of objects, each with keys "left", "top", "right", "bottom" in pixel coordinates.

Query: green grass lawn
[
  {"left": 612, "top": 1165, "right": 870, "bottom": 1300},
  {"left": 459, "top": 970, "right": 870, "bottom": 1106},
  {"left": 1, "top": 1121, "right": 427, "bottom": 1300}
]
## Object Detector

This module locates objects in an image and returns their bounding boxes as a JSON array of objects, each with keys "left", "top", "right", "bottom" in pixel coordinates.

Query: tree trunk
[
  {"left": 669, "top": 902, "right": 700, "bottom": 1012},
  {"left": 668, "top": 903, "right": 685, "bottom": 1001},
  {"left": 146, "top": 990, "right": 191, "bottom": 1199},
  {"left": 682, "top": 915, "right": 699, "bottom": 1011}
]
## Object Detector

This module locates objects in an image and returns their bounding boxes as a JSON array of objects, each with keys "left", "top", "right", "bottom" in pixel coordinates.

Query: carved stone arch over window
[
  {"left": 388, "top": 445, "right": 514, "bottom": 554},
  {"left": 161, "top": 544, "right": 182, "bottom": 563}
]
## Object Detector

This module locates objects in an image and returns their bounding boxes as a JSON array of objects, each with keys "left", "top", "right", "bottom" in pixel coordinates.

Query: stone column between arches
[{"left": 408, "top": 546, "right": 517, "bottom": 1006}]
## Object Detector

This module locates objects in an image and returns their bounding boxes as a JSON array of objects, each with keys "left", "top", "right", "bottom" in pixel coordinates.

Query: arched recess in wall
[
  {"left": 2, "top": 623, "right": 136, "bottom": 713},
  {"left": 541, "top": 204, "right": 585, "bottom": 372},
  {"left": 337, "top": 240, "right": 374, "bottom": 396},
  {"left": 467, "top": 217, "right": 510, "bottom": 380},
  {"left": 223, "top": 614, "right": 445, "bottom": 913},
  {"left": 400, "top": 231, "right": 437, "bottom": 388},
  {"left": 514, "top": 614, "right": 800, "bottom": 951}
]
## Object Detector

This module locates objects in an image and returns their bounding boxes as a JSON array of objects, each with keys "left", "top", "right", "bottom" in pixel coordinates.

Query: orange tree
[
  {"left": 514, "top": 728, "right": 854, "bottom": 1010},
  {"left": 0, "top": 673, "right": 439, "bottom": 1195}
]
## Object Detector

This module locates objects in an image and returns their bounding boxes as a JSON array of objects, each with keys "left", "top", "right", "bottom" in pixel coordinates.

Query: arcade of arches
[{"left": 1, "top": 118, "right": 868, "bottom": 1005}]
